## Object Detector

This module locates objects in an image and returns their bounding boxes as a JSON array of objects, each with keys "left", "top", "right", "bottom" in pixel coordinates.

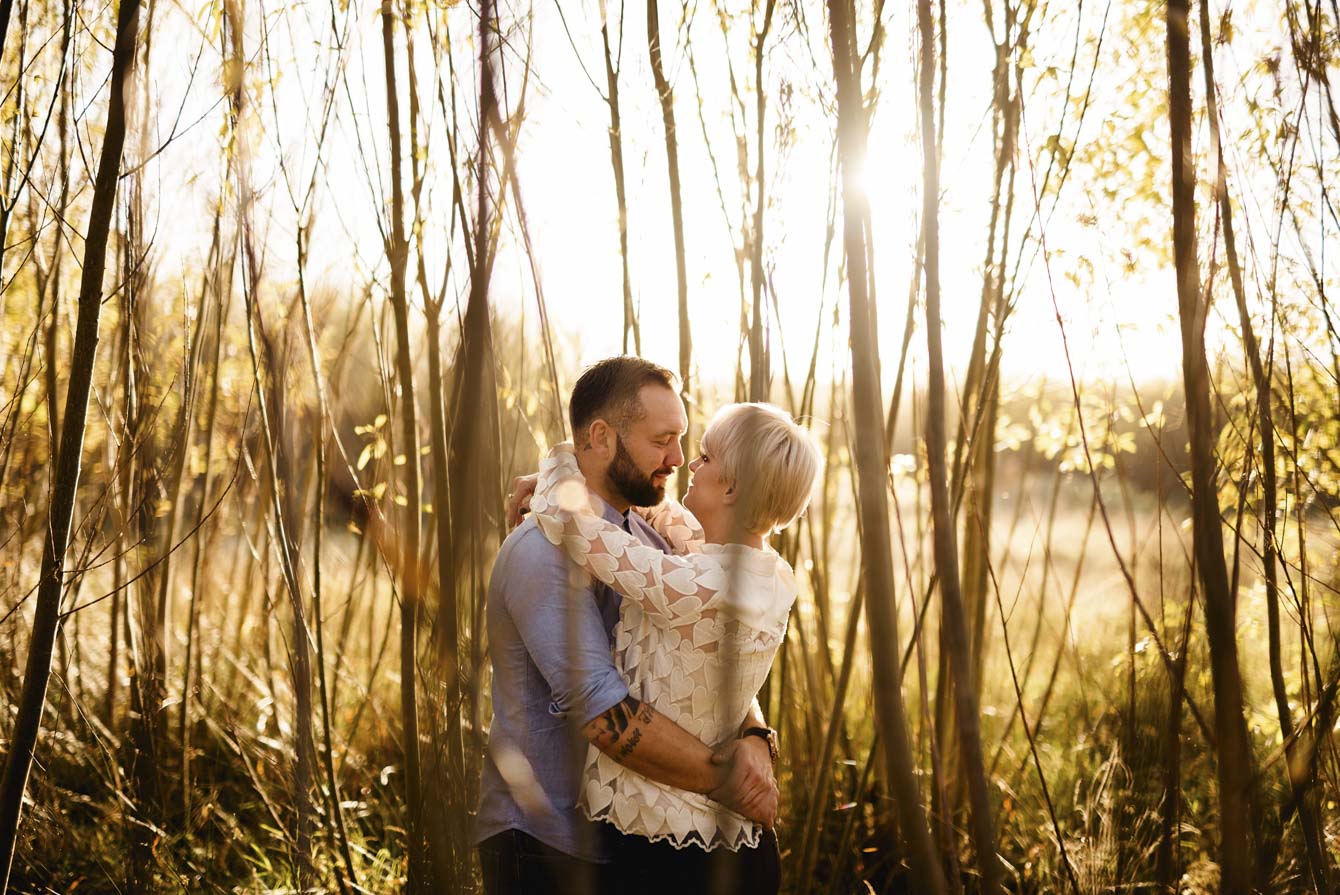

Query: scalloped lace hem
[{"left": 580, "top": 801, "right": 762, "bottom": 853}]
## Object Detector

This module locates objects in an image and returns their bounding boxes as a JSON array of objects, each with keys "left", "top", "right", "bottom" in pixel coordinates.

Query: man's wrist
[{"left": 740, "top": 726, "right": 779, "bottom": 763}]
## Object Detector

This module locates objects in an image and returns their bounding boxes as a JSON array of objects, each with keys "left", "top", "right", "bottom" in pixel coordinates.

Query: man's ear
[{"left": 588, "top": 419, "right": 616, "bottom": 458}]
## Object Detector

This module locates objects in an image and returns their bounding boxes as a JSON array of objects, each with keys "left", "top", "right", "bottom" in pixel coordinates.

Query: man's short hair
[{"left": 569, "top": 356, "right": 678, "bottom": 446}]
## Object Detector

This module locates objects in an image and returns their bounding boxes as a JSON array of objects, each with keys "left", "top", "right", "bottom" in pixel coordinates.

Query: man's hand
[
  {"left": 582, "top": 696, "right": 777, "bottom": 819},
  {"left": 709, "top": 737, "right": 778, "bottom": 828},
  {"left": 505, "top": 473, "right": 539, "bottom": 527}
]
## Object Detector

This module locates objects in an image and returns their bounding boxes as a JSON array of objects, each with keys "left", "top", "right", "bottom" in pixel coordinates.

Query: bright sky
[{"left": 134, "top": 0, "right": 1327, "bottom": 405}]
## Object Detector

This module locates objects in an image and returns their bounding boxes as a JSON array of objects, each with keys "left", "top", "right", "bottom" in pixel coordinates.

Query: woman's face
[{"left": 683, "top": 447, "right": 731, "bottom": 523}]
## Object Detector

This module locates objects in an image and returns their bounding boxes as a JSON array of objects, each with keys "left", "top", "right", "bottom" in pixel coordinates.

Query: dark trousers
[
  {"left": 478, "top": 829, "right": 617, "bottom": 895},
  {"left": 610, "top": 827, "right": 781, "bottom": 895}
]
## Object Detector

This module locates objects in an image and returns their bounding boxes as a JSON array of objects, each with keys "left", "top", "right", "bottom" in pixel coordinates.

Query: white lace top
[{"left": 530, "top": 443, "right": 796, "bottom": 852}]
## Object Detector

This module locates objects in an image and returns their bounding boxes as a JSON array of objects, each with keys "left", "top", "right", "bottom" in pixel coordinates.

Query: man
[{"left": 474, "top": 357, "right": 779, "bottom": 895}]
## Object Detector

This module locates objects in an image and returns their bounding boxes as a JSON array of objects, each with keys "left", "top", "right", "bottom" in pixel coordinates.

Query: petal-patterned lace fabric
[
  {"left": 633, "top": 499, "right": 706, "bottom": 555},
  {"left": 531, "top": 443, "right": 797, "bottom": 852}
]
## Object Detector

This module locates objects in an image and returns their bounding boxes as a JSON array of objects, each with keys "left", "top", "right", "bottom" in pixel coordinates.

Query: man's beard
[{"left": 608, "top": 436, "right": 670, "bottom": 507}]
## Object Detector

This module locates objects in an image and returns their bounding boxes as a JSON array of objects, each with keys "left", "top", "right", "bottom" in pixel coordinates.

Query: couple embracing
[{"left": 473, "top": 356, "right": 821, "bottom": 895}]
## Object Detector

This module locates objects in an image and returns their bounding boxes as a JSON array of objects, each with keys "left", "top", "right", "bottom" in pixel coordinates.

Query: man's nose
[{"left": 667, "top": 440, "right": 685, "bottom": 468}]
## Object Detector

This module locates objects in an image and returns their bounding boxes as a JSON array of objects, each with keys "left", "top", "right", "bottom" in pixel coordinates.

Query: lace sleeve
[
  {"left": 632, "top": 500, "right": 705, "bottom": 555},
  {"left": 530, "top": 444, "right": 724, "bottom": 622}
]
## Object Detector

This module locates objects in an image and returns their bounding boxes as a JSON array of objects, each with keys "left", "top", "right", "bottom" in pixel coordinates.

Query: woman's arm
[
  {"left": 531, "top": 444, "right": 723, "bottom": 622},
  {"left": 632, "top": 500, "right": 705, "bottom": 555}
]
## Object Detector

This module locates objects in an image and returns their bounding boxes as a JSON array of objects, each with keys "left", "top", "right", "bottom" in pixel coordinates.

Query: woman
[{"left": 527, "top": 402, "right": 821, "bottom": 895}]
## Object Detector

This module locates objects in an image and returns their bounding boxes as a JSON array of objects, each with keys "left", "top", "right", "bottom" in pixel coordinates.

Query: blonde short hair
[{"left": 700, "top": 403, "right": 822, "bottom": 535}]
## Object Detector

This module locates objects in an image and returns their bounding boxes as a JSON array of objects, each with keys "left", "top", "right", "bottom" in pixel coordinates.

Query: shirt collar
[{"left": 589, "top": 491, "right": 633, "bottom": 530}]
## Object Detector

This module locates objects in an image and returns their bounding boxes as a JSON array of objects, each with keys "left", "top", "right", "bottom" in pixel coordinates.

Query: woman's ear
[{"left": 721, "top": 484, "right": 739, "bottom": 506}]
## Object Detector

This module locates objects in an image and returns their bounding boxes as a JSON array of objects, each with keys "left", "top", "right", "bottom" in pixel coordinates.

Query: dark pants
[
  {"left": 478, "top": 829, "right": 618, "bottom": 895},
  {"left": 610, "top": 827, "right": 781, "bottom": 895}
]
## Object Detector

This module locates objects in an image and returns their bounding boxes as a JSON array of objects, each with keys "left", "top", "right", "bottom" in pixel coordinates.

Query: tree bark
[
  {"left": 600, "top": 7, "right": 640, "bottom": 355},
  {"left": 826, "top": 2, "right": 948, "bottom": 892},
  {"left": 748, "top": 0, "right": 777, "bottom": 402},
  {"left": 0, "top": 0, "right": 14, "bottom": 71},
  {"left": 646, "top": 0, "right": 692, "bottom": 495},
  {"left": 442, "top": 0, "right": 504, "bottom": 882},
  {"left": 1199, "top": 0, "right": 1329, "bottom": 887},
  {"left": 0, "top": 0, "right": 141, "bottom": 888},
  {"left": 915, "top": 0, "right": 1002, "bottom": 889},
  {"left": 1166, "top": 2, "right": 1258, "bottom": 891},
  {"left": 380, "top": 2, "right": 427, "bottom": 888}
]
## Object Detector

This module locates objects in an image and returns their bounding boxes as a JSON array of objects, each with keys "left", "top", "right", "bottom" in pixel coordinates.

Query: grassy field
[{"left": 5, "top": 397, "right": 1337, "bottom": 892}]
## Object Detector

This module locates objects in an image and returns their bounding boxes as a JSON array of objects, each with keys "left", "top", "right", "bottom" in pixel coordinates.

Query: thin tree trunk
[
  {"left": 646, "top": 0, "right": 692, "bottom": 495},
  {"left": 43, "top": 288, "right": 59, "bottom": 473},
  {"left": 915, "top": 0, "right": 1001, "bottom": 889},
  {"left": 1198, "top": 0, "right": 1329, "bottom": 887},
  {"left": 796, "top": 582, "right": 865, "bottom": 890},
  {"left": 293, "top": 226, "right": 359, "bottom": 895},
  {"left": 241, "top": 303, "right": 315, "bottom": 885},
  {"left": 1166, "top": 2, "right": 1258, "bottom": 890},
  {"left": 169, "top": 214, "right": 220, "bottom": 820},
  {"left": 0, "top": 0, "right": 141, "bottom": 887},
  {"left": 827, "top": 2, "right": 948, "bottom": 892},
  {"left": 600, "top": 4, "right": 640, "bottom": 355},
  {"left": 424, "top": 301, "right": 470, "bottom": 886},
  {"left": 0, "top": 0, "right": 14, "bottom": 69},
  {"left": 748, "top": 0, "right": 777, "bottom": 402},
  {"left": 1156, "top": 577, "right": 1196, "bottom": 892},
  {"left": 447, "top": 0, "right": 503, "bottom": 789},
  {"left": 180, "top": 220, "right": 230, "bottom": 814},
  {"left": 380, "top": 2, "right": 428, "bottom": 887},
  {"left": 228, "top": 0, "right": 315, "bottom": 873},
  {"left": 412, "top": 37, "right": 471, "bottom": 891}
]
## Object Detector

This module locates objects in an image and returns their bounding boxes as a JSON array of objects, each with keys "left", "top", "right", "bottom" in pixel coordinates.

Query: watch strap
[{"left": 741, "top": 726, "right": 779, "bottom": 762}]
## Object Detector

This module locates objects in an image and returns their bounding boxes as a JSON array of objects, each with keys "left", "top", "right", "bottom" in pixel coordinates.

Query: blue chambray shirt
[{"left": 473, "top": 501, "right": 672, "bottom": 862}]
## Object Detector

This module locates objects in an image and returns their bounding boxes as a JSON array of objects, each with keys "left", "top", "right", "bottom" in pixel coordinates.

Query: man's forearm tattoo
[
  {"left": 589, "top": 695, "right": 655, "bottom": 761},
  {"left": 593, "top": 695, "right": 636, "bottom": 743},
  {"left": 616, "top": 728, "right": 643, "bottom": 760}
]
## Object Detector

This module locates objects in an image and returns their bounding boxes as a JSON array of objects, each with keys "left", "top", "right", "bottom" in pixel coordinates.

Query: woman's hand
[{"left": 505, "top": 473, "right": 539, "bottom": 527}]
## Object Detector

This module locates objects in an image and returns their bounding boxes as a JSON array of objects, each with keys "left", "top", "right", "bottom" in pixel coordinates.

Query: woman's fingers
[
  {"left": 710, "top": 740, "right": 739, "bottom": 765},
  {"left": 505, "top": 473, "right": 540, "bottom": 527}
]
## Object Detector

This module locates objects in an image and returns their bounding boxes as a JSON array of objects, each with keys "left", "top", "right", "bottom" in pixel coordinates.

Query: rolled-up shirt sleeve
[{"left": 502, "top": 529, "right": 629, "bottom": 724}]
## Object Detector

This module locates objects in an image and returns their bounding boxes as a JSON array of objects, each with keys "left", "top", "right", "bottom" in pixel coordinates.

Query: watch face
[{"left": 746, "top": 727, "right": 779, "bottom": 760}]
